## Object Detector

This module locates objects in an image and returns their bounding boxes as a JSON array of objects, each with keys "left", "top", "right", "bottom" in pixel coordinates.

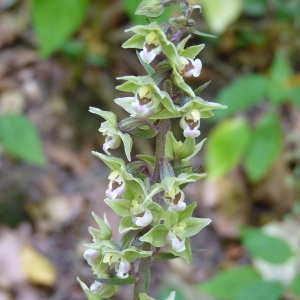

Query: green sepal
[
  {"left": 139, "top": 224, "right": 168, "bottom": 247},
  {"left": 122, "top": 246, "right": 153, "bottom": 262},
  {"left": 153, "top": 252, "right": 180, "bottom": 261},
  {"left": 89, "top": 107, "right": 117, "bottom": 125},
  {"left": 92, "top": 151, "right": 124, "bottom": 171},
  {"left": 160, "top": 158, "right": 175, "bottom": 180},
  {"left": 176, "top": 137, "right": 195, "bottom": 159},
  {"left": 77, "top": 278, "right": 103, "bottom": 300},
  {"left": 119, "top": 230, "right": 139, "bottom": 250},
  {"left": 181, "top": 217, "right": 211, "bottom": 237},
  {"left": 119, "top": 216, "right": 141, "bottom": 233},
  {"left": 181, "top": 44, "right": 205, "bottom": 60},
  {"left": 177, "top": 202, "right": 196, "bottom": 220},
  {"left": 90, "top": 212, "right": 112, "bottom": 240},
  {"left": 119, "top": 132, "right": 133, "bottom": 161},
  {"left": 104, "top": 198, "right": 132, "bottom": 217},
  {"left": 95, "top": 275, "right": 135, "bottom": 285}
]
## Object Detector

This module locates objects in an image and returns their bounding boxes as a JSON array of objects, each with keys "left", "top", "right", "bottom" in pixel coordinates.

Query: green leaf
[
  {"left": 95, "top": 275, "right": 135, "bottom": 285},
  {"left": 241, "top": 227, "right": 293, "bottom": 264},
  {"left": 197, "top": 266, "right": 260, "bottom": 298},
  {"left": 0, "top": 114, "right": 46, "bottom": 166},
  {"left": 242, "top": 0, "right": 267, "bottom": 17},
  {"left": 153, "top": 252, "right": 179, "bottom": 261},
  {"left": 267, "top": 52, "right": 293, "bottom": 104},
  {"left": 214, "top": 75, "right": 268, "bottom": 120},
  {"left": 201, "top": 0, "right": 243, "bottom": 34},
  {"left": 243, "top": 112, "right": 282, "bottom": 182},
  {"left": 206, "top": 118, "right": 251, "bottom": 180},
  {"left": 32, "top": 0, "right": 89, "bottom": 57},
  {"left": 188, "top": 27, "right": 216, "bottom": 38},
  {"left": 291, "top": 273, "right": 300, "bottom": 297},
  {"left": 234, "top": 279, "right": 284, "bottom": 300}
]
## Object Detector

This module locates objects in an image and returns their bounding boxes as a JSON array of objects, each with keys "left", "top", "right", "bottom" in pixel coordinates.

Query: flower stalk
[{"left": 78, "top": 1, "right": 226, "bottom": 299}]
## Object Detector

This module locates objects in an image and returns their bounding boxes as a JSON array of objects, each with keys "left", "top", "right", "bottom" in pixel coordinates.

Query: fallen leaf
[{"left": 20, "top": 245, "right": 57, "bottom": 287}]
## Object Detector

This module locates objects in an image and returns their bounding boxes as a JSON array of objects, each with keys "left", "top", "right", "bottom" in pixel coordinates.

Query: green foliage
[
  {"left": 234, "top": 279, "right": 284, "bottom": 300},
  {"left": 213, "top": 75, "right": 268, "bottom": 120},
  {"left": 206, "top": 118, "right": 251, "bottom": 179},
  {"left": 0, "top": 114, "right": 46, "bottom": 166},
  {"left": 201, "top": 0, "right": 243, "bottom": 33},
  {"left": 291, "top": 274, "right": 300, "bottom": 297},
  {"left": 241, "top": 227, "right": 293, "bottom": 264},
  {"left": 267, "top": 53, "right": 293, "bottom": 105},
  {"left": 32, "top": 0, "right": 89, "bottom": 57},
  {"left": 197, "top": 266, "right": 260, "bottom": 299},
  {"left": 243, "top": 112, "right": 282, "bottom": 182}
]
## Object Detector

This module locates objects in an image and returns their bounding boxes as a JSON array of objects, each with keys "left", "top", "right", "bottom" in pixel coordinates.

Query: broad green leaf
[
  {"left": 206, "top": 118, "right": 251, "bottom": 179},
  {"left": 243, "top": 112, "right": 282, "bottom": 182},
  {"left": 235, "top": 279, "right": 284, "bottom": 300},
  {"left": 0, "top": 114, "right": 46, "bottom": 166},
  {"left": 267, "top": 52, "right": 293, "bottom": 104},
  {"left": 214, "top": 75, "right": 268, "bottom": 120},
  {"left": 32, "top": 0, "right": 89, "bottom": 57},
  {"left": 291, "top": 273, "right": 300, "bottom": 297},
  {"left": 241, "top": 227, "right": 293, "bottom": 264},
  {"left": 202, "top": 0, "right": 242, "bottom": 34},
  {"left": 197, "top": 266, "right": 260, "bottom": 298}
]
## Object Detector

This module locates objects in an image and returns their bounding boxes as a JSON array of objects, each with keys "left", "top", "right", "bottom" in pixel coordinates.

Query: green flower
[
  {"left": 115, "top": 76, "right": 177, "bottom": 119},
  {"left": 140, "top": 203, "right": 210, "bottom": 262},
  {"left": 92, "top": 152, "right": 148, "bottom": 201},
  {"left": 123, "top": 22, "right": 179, "bottom": 65},
  {"left": 89, "top": 107, "right": 132, "bottom": 161}
]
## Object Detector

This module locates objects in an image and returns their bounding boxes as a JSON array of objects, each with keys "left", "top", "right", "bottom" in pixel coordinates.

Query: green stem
[{"left": 133, "top": 119, "right": 171, "bottom": 300}]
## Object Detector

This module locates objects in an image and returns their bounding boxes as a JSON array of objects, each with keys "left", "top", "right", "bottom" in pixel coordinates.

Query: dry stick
[{"left": 133, "top": 119, "right": 171, "bottom": 300}]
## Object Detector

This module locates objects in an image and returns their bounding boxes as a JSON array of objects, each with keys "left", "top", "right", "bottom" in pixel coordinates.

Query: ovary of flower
[
  {"left": 179, "top": 57, "right": 202, "bottom": 77},
  {"left": 164, "top": 187, "right": 186, "bottom": 211},
  {"left": 130, "top": 200, "right": 153, "bottom": 227},
  {"left": 106, "top": 171, "right": 126, "bottom": 200},
  {"left": 166, "top": 231, "right": 186, "bottom": 253},
  {"left": 179, "top": 109, "right": 201, "bottom": 138},
  {"left": 140, "top": 32, "right": 162, "bottom": 64},
  {"left": 116, "top": 258, "right": 131, "bottom": 279},
  {"left": 131, "top": 85, "right": 155, "bottom": 118}
]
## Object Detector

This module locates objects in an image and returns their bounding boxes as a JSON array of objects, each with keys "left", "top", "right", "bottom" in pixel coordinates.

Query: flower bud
[
  {"left": 169, "top": 16, "right": 195, "bottom": 30},
  {"left": 136, "top": 0, "right": 164, "bottom": 18}
]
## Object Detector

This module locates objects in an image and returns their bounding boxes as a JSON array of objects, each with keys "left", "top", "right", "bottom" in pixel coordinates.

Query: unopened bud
[
  {"left": 169, "top": 16, "right": 195, "bottom": 30},
  {"left": 136, "top": 0, "right": 164, "bottom": 18}
]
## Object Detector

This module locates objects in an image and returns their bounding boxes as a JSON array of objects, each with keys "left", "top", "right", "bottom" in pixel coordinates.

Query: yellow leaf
[{"left": 20, "top": 245, "right": 57, "bottom": 287}]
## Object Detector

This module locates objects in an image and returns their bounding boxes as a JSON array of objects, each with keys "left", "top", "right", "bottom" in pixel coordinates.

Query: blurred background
[{"left": 0, "top": 0, "right": 299, "bottom": 299}]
